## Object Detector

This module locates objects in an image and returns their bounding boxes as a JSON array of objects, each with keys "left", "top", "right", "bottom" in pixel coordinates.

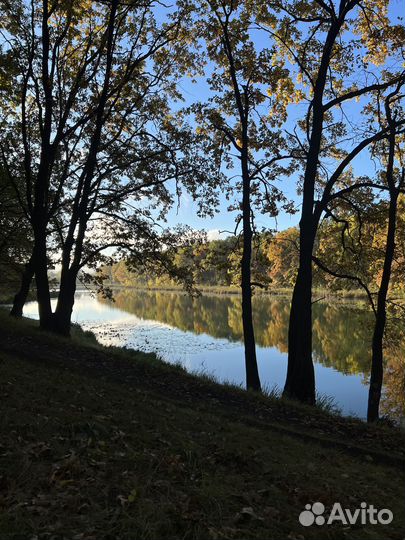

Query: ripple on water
[{"left": 80, "top": 318, "right": 240, "bottom": 363}]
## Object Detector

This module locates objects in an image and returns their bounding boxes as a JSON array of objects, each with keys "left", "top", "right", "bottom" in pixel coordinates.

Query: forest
[
  {"left": 0, "top": 0, "right": 405, "bottom": 537},
  {"left": 105, "top": 222, "right": 405, "bottom": 293}
]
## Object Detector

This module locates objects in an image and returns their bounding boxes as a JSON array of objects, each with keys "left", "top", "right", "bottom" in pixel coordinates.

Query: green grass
[{"left": 0, "top": 313, "right": 404, "bottom": 539}]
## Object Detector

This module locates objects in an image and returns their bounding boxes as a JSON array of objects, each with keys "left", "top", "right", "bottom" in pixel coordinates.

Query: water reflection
[
  {"left": 24, "top": 289, "right": 404, "bottom": 422},
  {"left": 99, "top": 290, "right": 404, "bottom": 422},
  {"left": 106, "top": 290, "right": 373, "bottom": 375}
]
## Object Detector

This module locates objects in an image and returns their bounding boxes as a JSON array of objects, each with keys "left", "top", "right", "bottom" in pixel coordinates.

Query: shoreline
[
  {"left": 97, "top": 283, "right": 379, "bottom": 304},
  {"left": 0, "top": 311, "right": 404, "bottom": 538},
  {"left": 3, "top": 284, "right": 404, "bottom": 307}
]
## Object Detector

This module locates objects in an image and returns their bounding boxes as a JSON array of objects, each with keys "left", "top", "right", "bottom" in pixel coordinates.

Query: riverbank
[
  {"left": 4, "top": 283, "right": 404, "bottom": 307},
  {"left": 0, "top": 312, "right": 404, "bottom": 539}
]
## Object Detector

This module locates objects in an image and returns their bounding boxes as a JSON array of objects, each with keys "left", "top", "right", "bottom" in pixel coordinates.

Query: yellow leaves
[
  {"left": 118, "top": 487, "right": 138, "bottom": 505},
  {"left": 365, "top": 41, "right": 389, "bottom": 67},
  {"left": 268, "top": 76, "right": 303, "bottom": 112},
  {"left": 292, "top": 89, "right": 305, "bottom": 104},
  {"left": 250, "top": 2, "right": 277, "bottom": 29},
  {"left": 333, "top": 79, "right": 344, "bottom": 93},
  {"left": 162, "top": 114, "right": 177, "bottom": 133},
  {"left": 195, "top": 125, "right": 211, "bottom": 138},
  {"left": 353, "top": 0, "right": 391, "bottom": 66}
]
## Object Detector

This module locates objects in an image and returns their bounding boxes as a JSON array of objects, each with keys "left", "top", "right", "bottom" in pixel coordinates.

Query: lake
[{"left": 24, "top": 289, "right": 404, "bottom": 422}]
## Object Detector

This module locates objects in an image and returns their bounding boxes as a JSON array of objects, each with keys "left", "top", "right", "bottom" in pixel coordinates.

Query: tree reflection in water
[{"left": 100, "top": 290, "right": 404, "bottom": 422}]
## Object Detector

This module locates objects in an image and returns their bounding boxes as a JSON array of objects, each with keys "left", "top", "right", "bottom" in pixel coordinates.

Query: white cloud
[{"left": 206, "top": 229, "right": 224, "bottom": 241}]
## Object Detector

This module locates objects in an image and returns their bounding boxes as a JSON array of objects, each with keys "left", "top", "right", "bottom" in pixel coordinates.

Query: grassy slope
[{"left": 0, "top": 313, "right": 404, "bottom": 540}]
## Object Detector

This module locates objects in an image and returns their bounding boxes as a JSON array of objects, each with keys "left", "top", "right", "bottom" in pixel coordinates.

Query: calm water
[{"left": 24, "top": 290, "right": 405, "bottom": 421}]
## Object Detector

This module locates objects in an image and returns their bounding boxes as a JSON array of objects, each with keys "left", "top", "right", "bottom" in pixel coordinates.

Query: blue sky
[{"left": 164, "top": 0, "right": 404, "bottom": 239}]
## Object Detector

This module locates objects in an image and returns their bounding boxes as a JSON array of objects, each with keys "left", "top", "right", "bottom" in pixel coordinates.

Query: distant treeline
[{"left": 103, "top": 211, "right": 405, "bottom": 294}]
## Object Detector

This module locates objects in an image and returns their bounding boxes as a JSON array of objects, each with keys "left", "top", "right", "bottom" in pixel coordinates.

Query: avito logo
[{"left": 299, "top": 501, "right": 393, "bottom": 526}]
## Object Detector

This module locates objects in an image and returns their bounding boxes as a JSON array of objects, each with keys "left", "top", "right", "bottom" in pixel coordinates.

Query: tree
[
  {"left": 1, "top": 0, "right": 219, "bottom": 334},
  {"left": 1, "top": 0, "right": 103, "bottom": 327},
  {"left": 315, "top": 87, "right": 405, "bottom": 421},
  {"left": 0, "top": 166, "right": 33, "bottom": 307},
  {"left": 267, "top": 228, "right": 299, "bottom": 288},
  {"left": 190, "top": 0, "right": 297, "bottom": 391},
  {"left": 367, "top": 91, "right": 405, "bottom": 421},
  {"left": 0, "top": 15, "right": 34, "bottom": 314},
  {"left": 256, "top": 0, "right": 405, "bottom": 403}
]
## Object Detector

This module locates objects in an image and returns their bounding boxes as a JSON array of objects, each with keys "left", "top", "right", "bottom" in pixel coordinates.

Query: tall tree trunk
[
  {"left": 367, "top": 194, "right": 398, "bottom": 422},
  {"left": 27, "top": 0, "right": 60, "bottom": 332},
  {"left": 241, "top": 149, "right": 261, "bottom": 392},
  {"left": 283, "top": 16, "right": 343, "bottom": 404},
  {"left": 284, "top": 217, "right": 316, "bottom": 403},
  {"left": 33, "top": 232, "right": 54, "bottom": 331},
  {"left": 54, "top": 269, "right": 77, "bottom": 336},
  {"left": 283, "top": 138, "right": 319, "bottom": 404},
  {"left": 282, "top": 89, "right": 322, "bottom": 404},
  {"left": 51, "top": 0, "right": 119, "bottom": 337},
  {"left": 368, "top": 94, "right": 401, "bottom": 422},
  {"left": 10, "top": 254, "right": 35, "bottom": 317}
]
